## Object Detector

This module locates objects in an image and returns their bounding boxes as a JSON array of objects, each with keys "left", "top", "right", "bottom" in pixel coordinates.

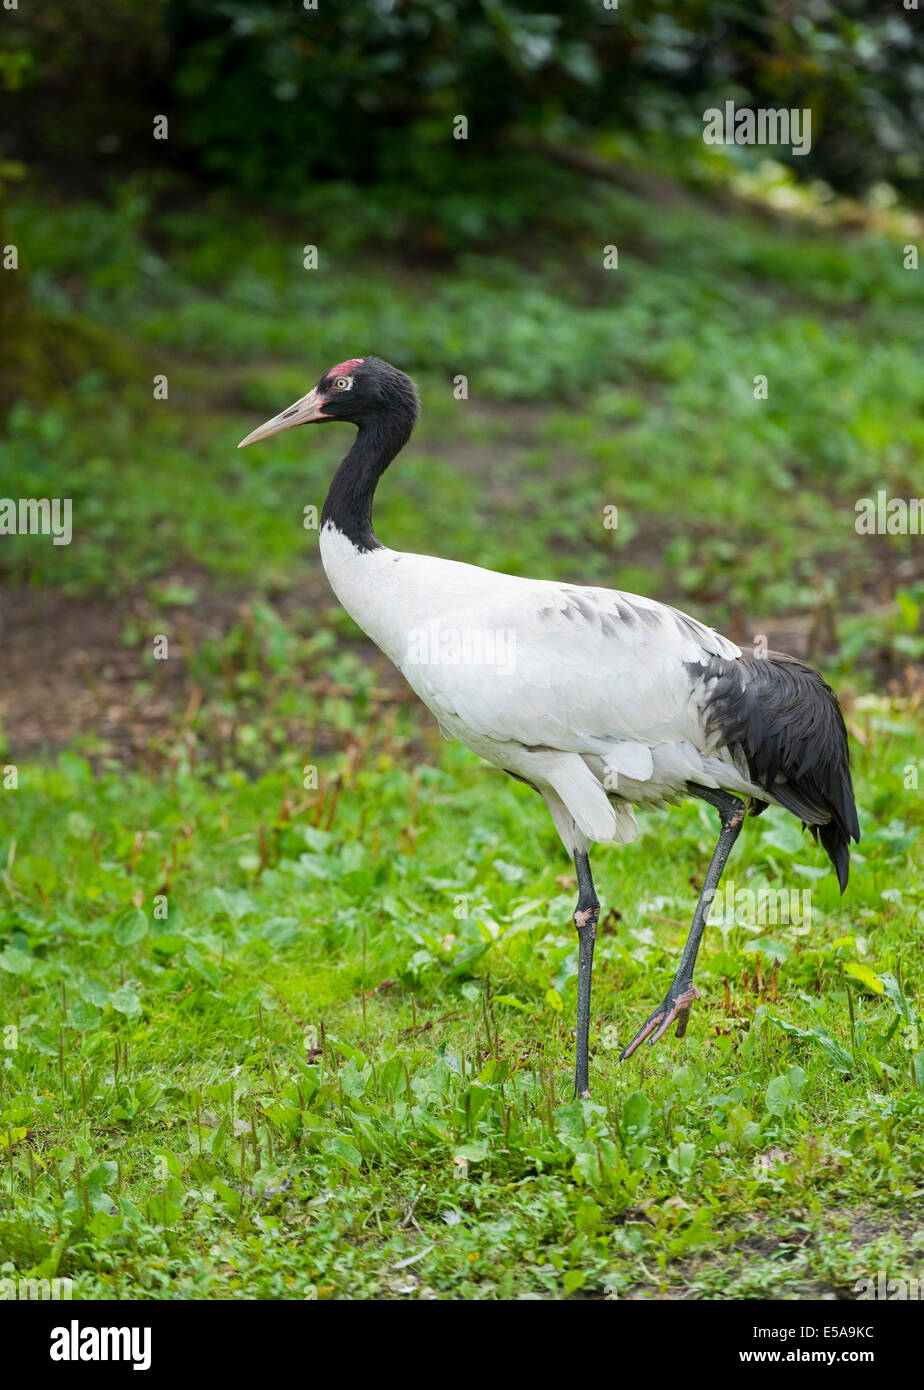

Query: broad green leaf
[
  {"left": 621, "top": 1091, "right": 651, "bottom": 1141},
  {"left": 844, "top": 963, "right": 883, "bottom": 994},
  {"left": 113, "top": 908, "right": 148, "bottom": 946}
]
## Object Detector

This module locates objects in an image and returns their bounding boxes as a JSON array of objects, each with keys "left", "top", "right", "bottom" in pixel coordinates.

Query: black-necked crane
[{"left": 240, "top": 357, "right": 860, "bottom": 1096}]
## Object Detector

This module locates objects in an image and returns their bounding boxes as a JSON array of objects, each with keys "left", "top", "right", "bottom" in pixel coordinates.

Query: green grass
[
  {"left": 0, "top": 688, "right": 922, "bottom": 1299},
  {"left": 1, "top": 167, "right": 923, "bottom": 1298}
]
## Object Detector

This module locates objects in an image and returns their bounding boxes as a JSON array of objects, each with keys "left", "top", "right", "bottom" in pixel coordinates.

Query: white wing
[{"left": 400, "top": 580, "right": 740, "bottom": 758}]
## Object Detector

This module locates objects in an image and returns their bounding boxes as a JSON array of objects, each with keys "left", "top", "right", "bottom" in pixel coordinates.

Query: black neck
[{"left": 320, "top": 410, "right": 414, "bottom": 551}]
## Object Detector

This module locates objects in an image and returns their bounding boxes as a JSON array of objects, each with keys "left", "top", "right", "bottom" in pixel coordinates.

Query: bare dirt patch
[
  {"left": 0, "top": 578, "right": 230, "bottom": 759},
  {"left": 0, "top": 567, "right": 352, "bottom": 760}
]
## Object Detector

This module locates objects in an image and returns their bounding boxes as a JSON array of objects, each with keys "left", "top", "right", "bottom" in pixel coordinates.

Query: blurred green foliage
[
  {"left": 2, "top": 177, "right": 922, "bottom": 679},
  {"left": 4, "top": 0, "right": 923, "bottom": 243}
]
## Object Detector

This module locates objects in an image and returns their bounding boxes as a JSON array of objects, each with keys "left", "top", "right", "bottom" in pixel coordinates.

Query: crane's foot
[{"left": 619, "top": 982, "right": 700, "bottom": 1060}]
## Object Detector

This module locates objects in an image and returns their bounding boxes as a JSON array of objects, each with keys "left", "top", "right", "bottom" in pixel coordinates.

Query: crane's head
[{"left": 238, "top": 356, "right": 419, "bottom": 448}]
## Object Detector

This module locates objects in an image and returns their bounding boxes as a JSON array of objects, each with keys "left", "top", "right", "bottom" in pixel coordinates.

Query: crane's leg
[
  {"left": 573, "top": 851, "right": 600, "bottom": 1097},
  {"left": 620, "top": 787, "right": 745, "bottom": 1061}
]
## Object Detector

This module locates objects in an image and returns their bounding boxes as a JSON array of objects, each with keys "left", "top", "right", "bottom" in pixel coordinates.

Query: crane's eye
[{"left": 333, "top": 376, "right": 352, "bottom": 390}]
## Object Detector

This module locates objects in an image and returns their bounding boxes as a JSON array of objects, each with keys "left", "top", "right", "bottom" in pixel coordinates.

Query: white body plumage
[{"left": 319, "top": 523, "right": 770, "bottom": 855}]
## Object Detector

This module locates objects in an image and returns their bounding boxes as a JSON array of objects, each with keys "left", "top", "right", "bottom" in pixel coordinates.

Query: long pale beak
[{"left": 238, "top": 386, "right": 328, "bottom": 448}]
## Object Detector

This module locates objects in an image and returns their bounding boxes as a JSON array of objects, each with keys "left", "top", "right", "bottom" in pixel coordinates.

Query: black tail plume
[{"left": 697, "top": 651, "right": 860, "bottom": 892}]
